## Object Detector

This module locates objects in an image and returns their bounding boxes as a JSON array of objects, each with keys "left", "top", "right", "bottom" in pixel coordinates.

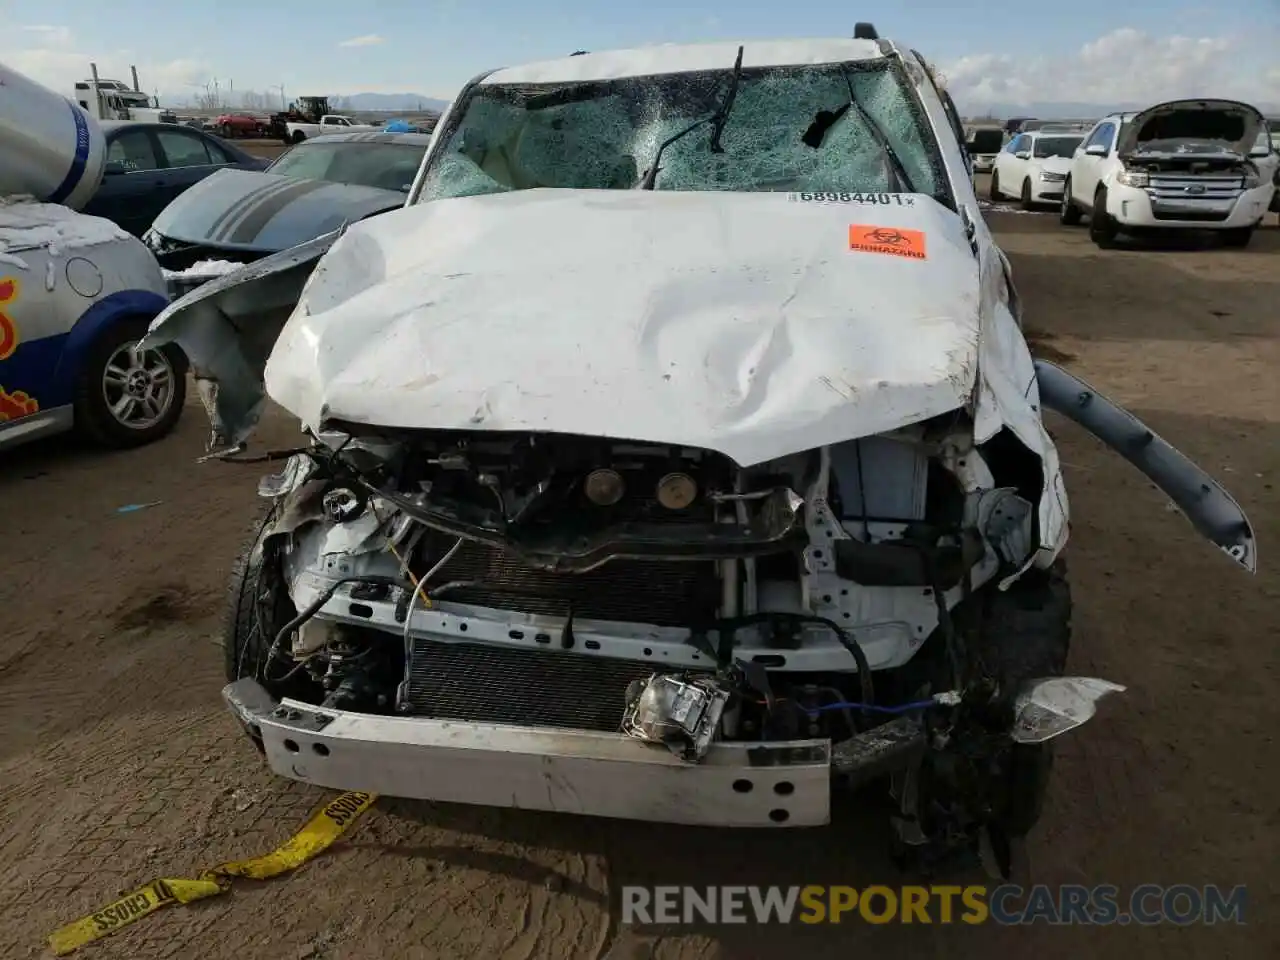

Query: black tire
[
  {"left": 223, "top": 504, "right": 310, "bottom": 702},
  {"left": 220, "top": 123, "right": 233, "bottom": 138},
  {"left": 972, "top": 561, "right": 1072, "bottom": 837},
  {"left": 290, "top": 130, "right": 307, "bottom": 144},
  {"left": 1059, "top": 178, "right": 1083, "bottom": 225},
  {"left": 1020, "top": 179, "right": 1035, "bottom": 211},
  {"left": 988, "top": 170, "right": 1001, "bottom": 202},
  {"left": 1221, "top": 226, "right": 1254, "bottom": 249},
  {"left": 1089, "top": 187, "right": 1119, "bottom": 248},
  {"left": 74, "top": 316, "right": 187, "bottom": 448}
]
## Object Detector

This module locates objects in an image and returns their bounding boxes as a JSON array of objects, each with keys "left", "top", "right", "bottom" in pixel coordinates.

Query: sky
[{"left": 2, "top": 0, "right": 1278, "bottom": 112}]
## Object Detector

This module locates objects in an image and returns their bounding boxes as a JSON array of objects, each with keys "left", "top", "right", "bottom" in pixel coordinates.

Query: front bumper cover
[{"left": 224, "top": 677, "right": 925, "bottom": 828}]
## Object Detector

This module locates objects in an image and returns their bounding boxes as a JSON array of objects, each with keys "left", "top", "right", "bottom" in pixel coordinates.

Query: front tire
[
  {"left": 973, "top": 561, "right": 1073, "bottom": 837},
  {"left": 1020, "top": 178, "right": 1035, "bottom": 211},
  {"left": 1060, "top": 178, "right": 1083, "bottom": 225},
  {"left": 74, "top": 316, "right": 186, "bottom": 448},
  {"left": 290, "top": 130, "right": 307, "bottom": 144},
  {"left": 1089, "top": 187, "right": 1119, "bottom": 248},
  {"left": 989, "top": 170, "right": 1001, "bottom": 202},
  {"left": 224, "top": 505, "right": 309, "bottom": 697}
]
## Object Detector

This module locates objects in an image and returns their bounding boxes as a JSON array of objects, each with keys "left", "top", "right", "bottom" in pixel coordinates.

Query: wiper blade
[
  {"left": 839, "top": 70, "right": 917, "bottom": 193},
  {"left": 640, "top": 45, "right": 745, "bottom": 190},
  {"left": 708, "top": 45, "right": 745, "bottom": 153}
]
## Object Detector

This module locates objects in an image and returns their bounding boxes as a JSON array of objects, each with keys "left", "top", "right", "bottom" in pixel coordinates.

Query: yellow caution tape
[{"left": 48, "top": 790, "right": 377, "bottom": 956}]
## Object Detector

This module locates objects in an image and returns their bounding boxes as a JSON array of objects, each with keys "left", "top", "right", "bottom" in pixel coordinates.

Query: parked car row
[
  {"left": 986, "top": 100, "right": 1278, "bottom": 249},
  {"left": 1, "top": 72, "right": 431, "bottom": 454}
]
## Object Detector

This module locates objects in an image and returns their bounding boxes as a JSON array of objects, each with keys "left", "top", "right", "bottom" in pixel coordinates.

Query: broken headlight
[{"left": 621, "top": 673, "right": 731, "bottom": 763}]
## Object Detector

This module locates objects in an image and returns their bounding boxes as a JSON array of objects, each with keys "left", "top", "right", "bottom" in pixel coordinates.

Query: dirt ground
[{"left": 1, "top": 182, "right": 1277, "bottom": 959}]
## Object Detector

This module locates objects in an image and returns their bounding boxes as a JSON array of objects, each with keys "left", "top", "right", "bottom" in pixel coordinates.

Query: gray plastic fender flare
[{"left": 1034, "top": 360, "right": 1256, "bottom": 573}]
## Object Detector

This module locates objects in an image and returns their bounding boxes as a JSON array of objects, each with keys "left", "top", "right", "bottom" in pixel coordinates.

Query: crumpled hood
[
  {"left": 149, "top": 168, "right": 406, "bottom": 253},
  {"left": 265, "top": 189, "right": 981, "bottom": 466},
  {"left": 1118, "top": 99, "right": 1264, "bottom": 159}
]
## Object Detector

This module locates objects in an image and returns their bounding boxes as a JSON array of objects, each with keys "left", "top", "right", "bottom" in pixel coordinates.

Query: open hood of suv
[{"left": 1117, "top": 99, "right": 1264, "bottom": 159}]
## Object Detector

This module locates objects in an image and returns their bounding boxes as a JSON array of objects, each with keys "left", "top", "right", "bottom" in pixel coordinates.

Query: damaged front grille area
[
  {"left": 400, "top": 636, "right": 690, "bottom": 731},
  {"left": 427, "top": 539, "right": 722, "bottom": 628}
]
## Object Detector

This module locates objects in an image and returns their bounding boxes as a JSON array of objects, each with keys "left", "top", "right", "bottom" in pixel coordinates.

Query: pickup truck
[{"left": 285, "top": 114, "right": 379, "bottom": 143}]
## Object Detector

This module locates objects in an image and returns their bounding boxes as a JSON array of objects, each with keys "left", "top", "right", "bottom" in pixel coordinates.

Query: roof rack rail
[{"left": 853, "top": 22, "right": 879, "bottom": 40}]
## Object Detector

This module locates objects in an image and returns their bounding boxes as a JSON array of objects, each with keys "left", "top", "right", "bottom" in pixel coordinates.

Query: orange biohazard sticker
[
  {"left": 0, "top": 386, "right": 38, "bottom": 422},
  {"left": 0, "top": 275, "right": 20, "bottom": 361},
  {"left": 848, "top": 225, "right": 927, "bottom": 260}
]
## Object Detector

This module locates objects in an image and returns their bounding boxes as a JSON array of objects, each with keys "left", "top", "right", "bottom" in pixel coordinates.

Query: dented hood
[
  {"left": 259, "top": 189, "right": 981, "bottom": 466},
  {"left": 1118, "top": 99, "right": 1264, "bottom": 159}
]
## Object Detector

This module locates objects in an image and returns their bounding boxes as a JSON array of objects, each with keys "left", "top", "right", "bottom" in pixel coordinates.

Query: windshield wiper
[
  {"left": 639, "top": 45, "right": 745, "bottom": 189},
  {"left": 811, "top": 70, "right": 917, "bottom": 194}
]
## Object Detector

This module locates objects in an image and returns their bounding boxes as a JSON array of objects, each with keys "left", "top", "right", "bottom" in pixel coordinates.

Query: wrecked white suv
[{"left": 147, "top": 38, "right": 1256, "bottom": 870}]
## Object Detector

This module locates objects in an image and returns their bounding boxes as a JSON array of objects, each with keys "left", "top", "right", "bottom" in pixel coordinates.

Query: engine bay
[{"left": 247, "top": 417, "right": 1041, "bottom": 758}]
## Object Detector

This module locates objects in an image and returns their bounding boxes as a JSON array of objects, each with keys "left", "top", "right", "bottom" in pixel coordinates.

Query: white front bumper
[
  {"left": 1107, "top": 182, "right": 1272, "bottom": 229},
  {"left": 225, "top": 678, "right": 835, "bottom": 827},
  {"left": 1030, "top": 177, "right": 1067, "bottom": 203}
]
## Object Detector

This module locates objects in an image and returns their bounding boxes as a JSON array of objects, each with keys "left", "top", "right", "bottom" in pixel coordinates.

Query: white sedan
[{"left": 990, "top": 131, "right": 1084, "bottom": 208}]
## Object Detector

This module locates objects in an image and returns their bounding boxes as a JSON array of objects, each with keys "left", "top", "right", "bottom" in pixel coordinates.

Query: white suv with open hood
[
  {"left": 145, "top": 34, "right": 1254, "bottom": 871},
  {"left": 1060, "top": 99, "right": 1275, "bottom": 248}
]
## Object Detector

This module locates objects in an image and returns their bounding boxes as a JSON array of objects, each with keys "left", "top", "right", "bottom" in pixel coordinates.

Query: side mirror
[
  {"left": 1014, "top": 151, "right": 1031, "bottom": 160},
  {"left": 1010, "top": 677, "right": 1126, "bottom": 744},
  {"left": 1084, "top": 144, "right": 1108, "bottom": 157}
]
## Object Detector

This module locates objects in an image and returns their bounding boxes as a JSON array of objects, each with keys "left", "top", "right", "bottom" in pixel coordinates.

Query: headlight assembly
[{"left": 1116, "top": 169, "right": 1149, "bottom": 188}]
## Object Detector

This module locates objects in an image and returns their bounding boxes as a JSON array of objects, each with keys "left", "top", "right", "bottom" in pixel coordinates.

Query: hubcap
[{"left": 101, "top": 343, "right": 176, "bottom": 430}]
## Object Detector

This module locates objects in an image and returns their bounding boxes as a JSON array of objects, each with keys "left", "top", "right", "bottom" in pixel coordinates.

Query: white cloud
[
  {"left": 942, "top": 28, "right": 1279, "bottom": 111},
  {"left": 337, "top": 34, "right": 385, "bottom": 48},
  {"left": 21, "top": 24, "right": 73, "bottom": 45},
  {"left": 2, "top": 25, "right": 212, "bottom": 100}
]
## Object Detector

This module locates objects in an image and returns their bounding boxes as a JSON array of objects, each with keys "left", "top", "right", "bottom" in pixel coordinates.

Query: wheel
[
  {"left": 220, "top": 123, "right": 232, "bottom": 138},
  {"left": 290, "top": 130, "right": 307, "bottom": 144},
  {"left": 1020, "top": 178, "right": 1035, "bottom": 211},
  {"left": 223, "top": 504, "right": 311, "bottom": 704},
  {"left": 1088, "top": 187, "right": 1119, "bottom": 248},
  {"left": 988, "top": 170, "right": 1001, "bottom": 202},
  {"left": 1059, "top": 178, "right": 1083, "bottom": 225},
  {"left": 972, "top": 561, "right": 1072, "bottom": 838},
  {"left": 1221, "top": 226, "right": 1254, "bottom": 249},
  {"left": 74, "top": 316, "right": 186, "bottom": 448}
]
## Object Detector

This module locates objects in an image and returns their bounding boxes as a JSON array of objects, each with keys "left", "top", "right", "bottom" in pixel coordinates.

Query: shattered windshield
[
  {"left": 266, "top": 141, "right": 427, "bottom": 192},
  {"left": 1034, "top": 136, "right": 1082, "bottom": 159},
  {"left": 415, "top": 59, "right": 948, "bottom": 203}
]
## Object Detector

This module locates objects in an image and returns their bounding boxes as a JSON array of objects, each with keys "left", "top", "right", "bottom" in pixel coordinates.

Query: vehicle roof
[
  {"left": 301, "top": 131, "right": 434, "bottom": 145},
  {"left": 484, "top": 38, "right": 888, "bottom": 85}
]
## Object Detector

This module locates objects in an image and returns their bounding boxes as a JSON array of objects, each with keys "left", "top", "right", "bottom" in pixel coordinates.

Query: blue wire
[{"left": 805, "top": 698, "right": 937, "bottom": 715}]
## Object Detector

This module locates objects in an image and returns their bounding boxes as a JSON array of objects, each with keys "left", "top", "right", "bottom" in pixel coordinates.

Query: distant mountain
[
  {"left": 334, "top": 93, "right": 451, "bottom": 113},
  {"left": 957, "top": 99, "right": 1280, "bottom": 121}
]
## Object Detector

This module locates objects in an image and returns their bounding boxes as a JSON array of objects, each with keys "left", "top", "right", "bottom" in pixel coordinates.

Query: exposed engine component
[
  {"left": 584, "top": 468, "right": 625, "bottom": 505},
  {"left": 621, "top": 673, "right": 732, "bottom": 762},
  {"left": 656, "top": 472, "right": 698, "bottom": 510}
]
